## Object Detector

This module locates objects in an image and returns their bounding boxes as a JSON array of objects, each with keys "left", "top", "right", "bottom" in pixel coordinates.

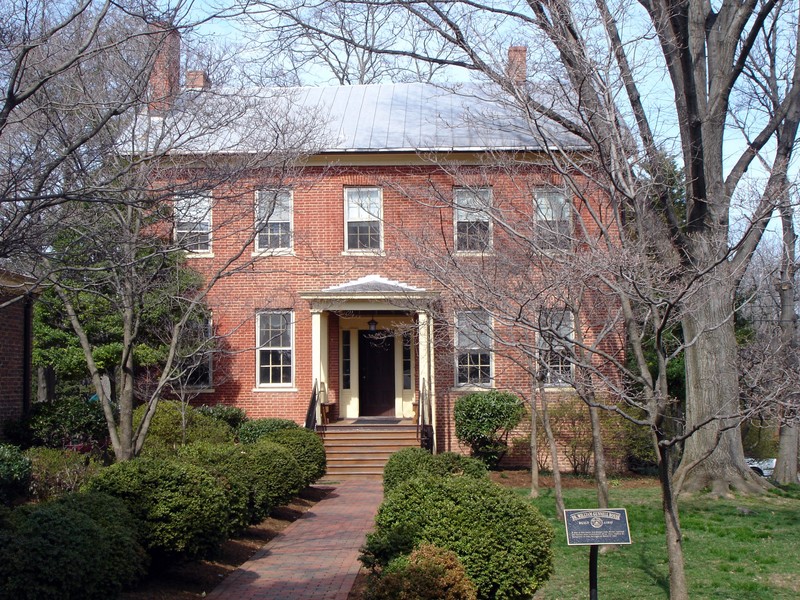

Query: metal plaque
[{"left": 564, "top": 508, "right": 632, "bottom": 546}]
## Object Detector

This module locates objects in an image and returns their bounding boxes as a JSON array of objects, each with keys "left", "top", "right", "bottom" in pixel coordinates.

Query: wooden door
[{"left": 358, "top": 331, "right": 395, "bottom": 416}]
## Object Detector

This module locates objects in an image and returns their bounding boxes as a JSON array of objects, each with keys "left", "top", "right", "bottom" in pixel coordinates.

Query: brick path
[{"left": 206, "top": 479, "right": 384, "bottom": 600}]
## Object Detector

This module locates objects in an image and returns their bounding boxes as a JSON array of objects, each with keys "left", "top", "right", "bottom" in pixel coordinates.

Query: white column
[
  {"left": 417, "top": 309, "right": 436, "bottom": 451},
  {"left": 310, "top": 310, "right": 329, "bottom": 421}
]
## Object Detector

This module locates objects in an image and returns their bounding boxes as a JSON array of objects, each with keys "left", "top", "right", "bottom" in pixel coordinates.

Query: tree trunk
[
  {"left": 774, "top": 424, "right": 799, "bottom": 484},
  {"left": 529, "top": 377, "right": 540, "bottom": 498},
  {"left": 589, "top": 406, "right": 610, "bottom": 508},
  {"left": 657, "top": 440, "right": 689, "bottom": 600},
  {"left": 540, "top": 388, "right": 565, "bottom": 521},
  {"left": 676, "top": 278, "right": 765, "bottom": 495}
]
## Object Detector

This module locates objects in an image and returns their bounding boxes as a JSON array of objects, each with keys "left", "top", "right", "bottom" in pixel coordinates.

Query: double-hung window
[
  {"left": 455, "top": 310, "right": 492, "bottom": 386},
  {"left": 175, "top": 193, "right": 212, "bottom": 252},
  {"left": 255, "top": 189, "right": 292, "bottom": 252},
  {"left": 257, "top": 310, "right": 293, "bottom": 386},
  {"left": 533, "top": 187, "right": 571, "bottom": 250},
  {"left": 180, "top": 317, "right": 213, "bottom": 389},
  {"left": 345, "top": 187, "right": 382, "bottom": 251},
  {"left": 538, "top": 310, "right": 573, "bottom": 385},
  {"left": 455, "top": 187, "right": 491, "bottom": 252}
]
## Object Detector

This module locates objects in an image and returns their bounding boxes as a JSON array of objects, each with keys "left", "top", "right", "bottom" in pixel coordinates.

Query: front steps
[{"left": 320, "top": 420, "right": 420, "bottom": 479}]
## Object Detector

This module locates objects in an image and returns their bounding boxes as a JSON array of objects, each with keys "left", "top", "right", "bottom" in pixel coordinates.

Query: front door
[{"left": 358, "top": 331, "right": 395, "bottom": 416}]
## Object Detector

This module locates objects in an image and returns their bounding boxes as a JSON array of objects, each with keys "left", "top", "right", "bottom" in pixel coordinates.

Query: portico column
[
  {"left": 417, "top": 309, "right": 436, "bottom": 451},
  {"left": 310, "top": 309, "right": 329, "bottom": 420}
]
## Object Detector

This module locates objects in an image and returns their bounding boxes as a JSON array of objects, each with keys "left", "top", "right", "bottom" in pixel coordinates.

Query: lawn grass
[{"left": 523, "top": 480, "right": 800, "bottom": 599}]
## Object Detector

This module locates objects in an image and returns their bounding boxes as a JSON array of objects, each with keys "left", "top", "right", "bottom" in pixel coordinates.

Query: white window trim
[
  {"left": 538, "top": 310, "right": 574, "bottom": 387},
  {"left": 454, "top": 310, "right": 494, "bottom": 388},
  {"left": 343, "top": 186, "right": 384, "bottom": 254},
  {"left": 256, "top": 310, "right": 295, "bottom": 388},
  {"left": 533, "top": 186, "right": 572, "bottom": 252},
  {"left": 175, "top": 192, "right": 213, "bottom": 256},
  {"left": 254, "top": 189, "right": 294, "bottom": 255},
  {"left": 453, "top": 187, "right": 493, "bottom": 254}
]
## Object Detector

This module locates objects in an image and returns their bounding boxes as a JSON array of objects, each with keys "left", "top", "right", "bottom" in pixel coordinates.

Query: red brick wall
[
  {"left": 176, "top": 161, "right": 623, "bottom": 459},
  {"left": 0, "top": 295, "right": 30, "bottom": 431}
]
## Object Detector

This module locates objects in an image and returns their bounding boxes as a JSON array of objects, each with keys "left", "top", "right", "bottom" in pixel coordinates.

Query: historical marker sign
[{"left": 564, "top": 508, "right": 632, "bottom": 546}]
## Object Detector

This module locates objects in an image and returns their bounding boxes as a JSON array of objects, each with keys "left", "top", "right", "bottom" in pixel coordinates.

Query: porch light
[{"left": 368, "top": 317, "right": 378, "bottom": 331}]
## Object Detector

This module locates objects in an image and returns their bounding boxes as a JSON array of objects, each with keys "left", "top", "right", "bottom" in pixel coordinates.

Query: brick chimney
[
  {"left": 507, "top": 46, "right": 527, "bottom": 86},
  {"left": 148, "top": 24, "right": 181, "bottom": 113},
  {"left": 185, "top": 70, "right": 211, "bottom": 91}
]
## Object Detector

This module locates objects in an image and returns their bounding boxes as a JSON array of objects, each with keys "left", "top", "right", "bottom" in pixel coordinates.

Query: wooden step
[{"left": 319, "top": 420, "right": 422, "bottom": 480}]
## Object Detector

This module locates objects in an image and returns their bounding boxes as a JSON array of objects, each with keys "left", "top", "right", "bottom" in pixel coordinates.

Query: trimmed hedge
[
  {"left": 264, "top": 427, "right": 326, "bottom": 486},
  {"left": 365, "top": 543, "right": 478, "bottom": 600},
  {"left": 177, "top": 442, "right": 252, "bottom": 532},
  {"left": 85, "top": 458, "right": 229, "bottom": 560},
  {"left": 366, "top": 476, "right": 553, "bottom": 600},
  {"left": 135, "top": 401, "right": 234, "bottom": 457},
  {"left": 242, "top": 440, "right": 305, "bottom": 519},
  {"left": 454, "top": 391, "right": 525, "bottom": 468},
  {"left": 238, "top": 418, "right": 299, "bottom": 444},
  {"left": 25, "top": 447, "right": 100, "bottom": 501},
  {"left": 197, "top": 404, "right": 248, "bottom": 430},
  {"left": 0, "top": 444, "right": 31, "bottom": 505},
  {"left": 25, "top": 396, "right": 108, "bottom": 451},
  {"left": 383, "top": 448, "right": 487, "bottom": 493},
  {"left": 0, "top": 490, "right": 147, "bottom": 600}
]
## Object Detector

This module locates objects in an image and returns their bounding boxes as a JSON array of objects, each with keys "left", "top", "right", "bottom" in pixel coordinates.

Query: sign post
[{"left": 564, "top": 508, "right": 632, "bottom": 599}]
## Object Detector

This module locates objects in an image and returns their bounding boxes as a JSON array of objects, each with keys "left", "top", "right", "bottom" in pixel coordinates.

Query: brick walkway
[{"left": 206, "top": 479, "right": 384, "bottom": 600}]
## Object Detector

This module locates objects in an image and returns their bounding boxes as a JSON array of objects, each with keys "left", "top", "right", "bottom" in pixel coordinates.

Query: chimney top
[
  {"left": 185, "top": 70, "right": 211, "bottom": 91},
  {"left": 507, "top": 46, "right": 527, "bottom": 86},
  {"left": 148, "top": 25, "right": 181, "bottom": 113}
]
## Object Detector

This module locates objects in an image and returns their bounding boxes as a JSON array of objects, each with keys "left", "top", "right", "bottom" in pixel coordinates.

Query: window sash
[
  {"left": 181, "top": 318, "right": 213, "bottom": 389},
  {"left": 345, "top": 188, "right": 381, "bottom": 250},
  {"left": 539, "top": 310, "right": 573, "bottom": 385},
  {"left": 455, "top": 311, "right": 492, "bottom": 385},
  {"left": 455, "top": 188, "right": 491, "bottom": 251},
  {"left": 257, "top": 311, "right": 293, "bottom": 386},
  {"left": 175, "top": 194, "right": 211, "bottom": 252},
  {"left": 534, "top": 188, "right": 571, "bottom": 250},
  {"left": 256, "top": 190, "right": 292, "bottom": 250}
]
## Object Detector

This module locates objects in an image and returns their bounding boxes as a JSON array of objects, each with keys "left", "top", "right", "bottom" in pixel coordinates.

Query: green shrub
[
  {"left": 238, "top": 418, "right": 300, "bottom": 444},
  {"left": 177, "top": 442, "right": 252, "bottom": 533},
  {"left": 25, "top": 447, "right": 100, "bottom": 501},
  {"left": 365, "top": 543, "right": 478, "bottom": 600},
  {"left": 0, "top": 444, "right": 31, "bottom": 505},
  {"left": 454, "top": 392, "right": 525, "bottom": 468},
  {"left": 369, "top": 476, "right": 553, "bottom": 600},
  {"left": 264, "top": 427, "right": 326, "bottom": 486},
  {"left": 243, "top": 440, "right": 305, "bottom": 519},
  {"left": 0, "top": 491, "right": 147, "bottom": 599},
  {"left": 197, "top": 404, "right": 249, "bottom": 430},
  {"left": 383, "top": 448, "right": 488, "bottom": 493},
  {"left": 135, "top": 401, "right": 234, "bottom": 457},
  {"left": 85, "top": 457, "right": 229, "bottom": 560},
  {"left": 26, "top": 396, "right": 108, "bottom": 451}
]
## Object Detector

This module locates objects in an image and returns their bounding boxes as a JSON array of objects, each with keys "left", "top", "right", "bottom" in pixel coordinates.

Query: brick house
[
  {"left": 151, "top": 33, "right": 623, "bottom": 472},
  {"left": 0, "top": 269, "right": 36, "bottom": 435}
]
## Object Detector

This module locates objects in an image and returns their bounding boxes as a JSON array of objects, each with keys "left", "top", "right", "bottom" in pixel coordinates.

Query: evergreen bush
[
  {"left": 243, "top": 440, "right": 305, "bottom": 519},
  {"left": 368, "top": 476, "right": 553, "bottom": 600},
  {"left": 197, "top": 403, "right": 249, "bottom": 430},
  {"left": 0, "top": 491, "right": 147, "bottom": 600},
  {"left": 238, "top": 418, "right": 299, "bottom": 444},
  {"left": 364, "top": 543, "right": 478, "bottom": 600},
  {"left": 264, "top": 427, "right": 326, "bottom": 486},
  {"left": 454, "top": 392, "right": 525, "bottom": 468},
  {"left": 0, "top": 444, "right": 31, "bottom": 505},
  {"left": 85, "top": 457, "right": 229, "bottom": 560},
  {"left": 383, "top": 448, "right": 488, "bottom": 493},
  {"left": 26, "top": 396, "right": 108, "bottom": 452},
  {"left": 135, "top": 401, "right": 234, "bottom": 457}
]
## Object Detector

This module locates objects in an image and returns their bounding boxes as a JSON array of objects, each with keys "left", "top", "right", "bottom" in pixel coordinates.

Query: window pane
[
  {"left": 346, "top": 188, "right": 381, "bottom": 250},
  {"left": 256, "top": 190, "right": 292, "bottom": 250},
  {"left": 258, "top": 311, "right": 292, "bottom": 385},
  {"left": 175, "top": 194, "right": 211, "bottom": 252},
  {"left": 455, "top": 311, "right": 492, "bottom": 385},
  {"left": 539, "top": 310, "right": 573, "bottom": 385},
  {"left": 455, "top": 188, "right": 491, "bottom": 251},
  {"left": 534, "top": 188, "right": 571, "bottom": 250}
]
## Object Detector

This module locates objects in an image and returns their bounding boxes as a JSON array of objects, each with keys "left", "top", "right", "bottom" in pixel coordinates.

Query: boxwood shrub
[
  {"left": 0, "top": 490, "right": 147, "bottom": 600},
  {"left": 242, "top": 440, "right": 305, "bottom": 519},
  {"left": 85, "top": 458, "right": 229, "bottom": 560},
  {"left": 367, "top": 476, "right": 553, "bottom": 600},
  {"left": 364, "top": 543, "right": 477, "bottom": 600},
  {"left": 238, "top": 418, "right": 299, "bottom": 444},
  {"left": 454, "top": 391, "right": 525, "bottom": 468},
  {"left": 0, "top": 444, "right": 31, "bottom": 505},
  {"left": 135, "top": 401, "right": 234, "bottom": 457},
  {"left": 264, "top": 427, "right": 326, "bottom": 486},
  {"left": 196, "top": 404, "right": 249, "bottom": 430},
  {"left": 177, "top": 442, "right": 252, "bottom": 533},
  {"left": 383, "top": 448, "right": 487, "bottom": 494}
]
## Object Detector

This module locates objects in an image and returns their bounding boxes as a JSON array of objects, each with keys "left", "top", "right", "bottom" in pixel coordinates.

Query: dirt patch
[
  {"left": 489, "top": 469, "right": 658, "bottom": 490},
  {"left": 119, "top": 486, "right": 332, "bottom": 600}
]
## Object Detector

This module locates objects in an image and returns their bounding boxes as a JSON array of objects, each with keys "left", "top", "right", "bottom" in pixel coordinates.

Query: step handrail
[{"left": 304, "top": 379, "right": 319, "bottom": 430}]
